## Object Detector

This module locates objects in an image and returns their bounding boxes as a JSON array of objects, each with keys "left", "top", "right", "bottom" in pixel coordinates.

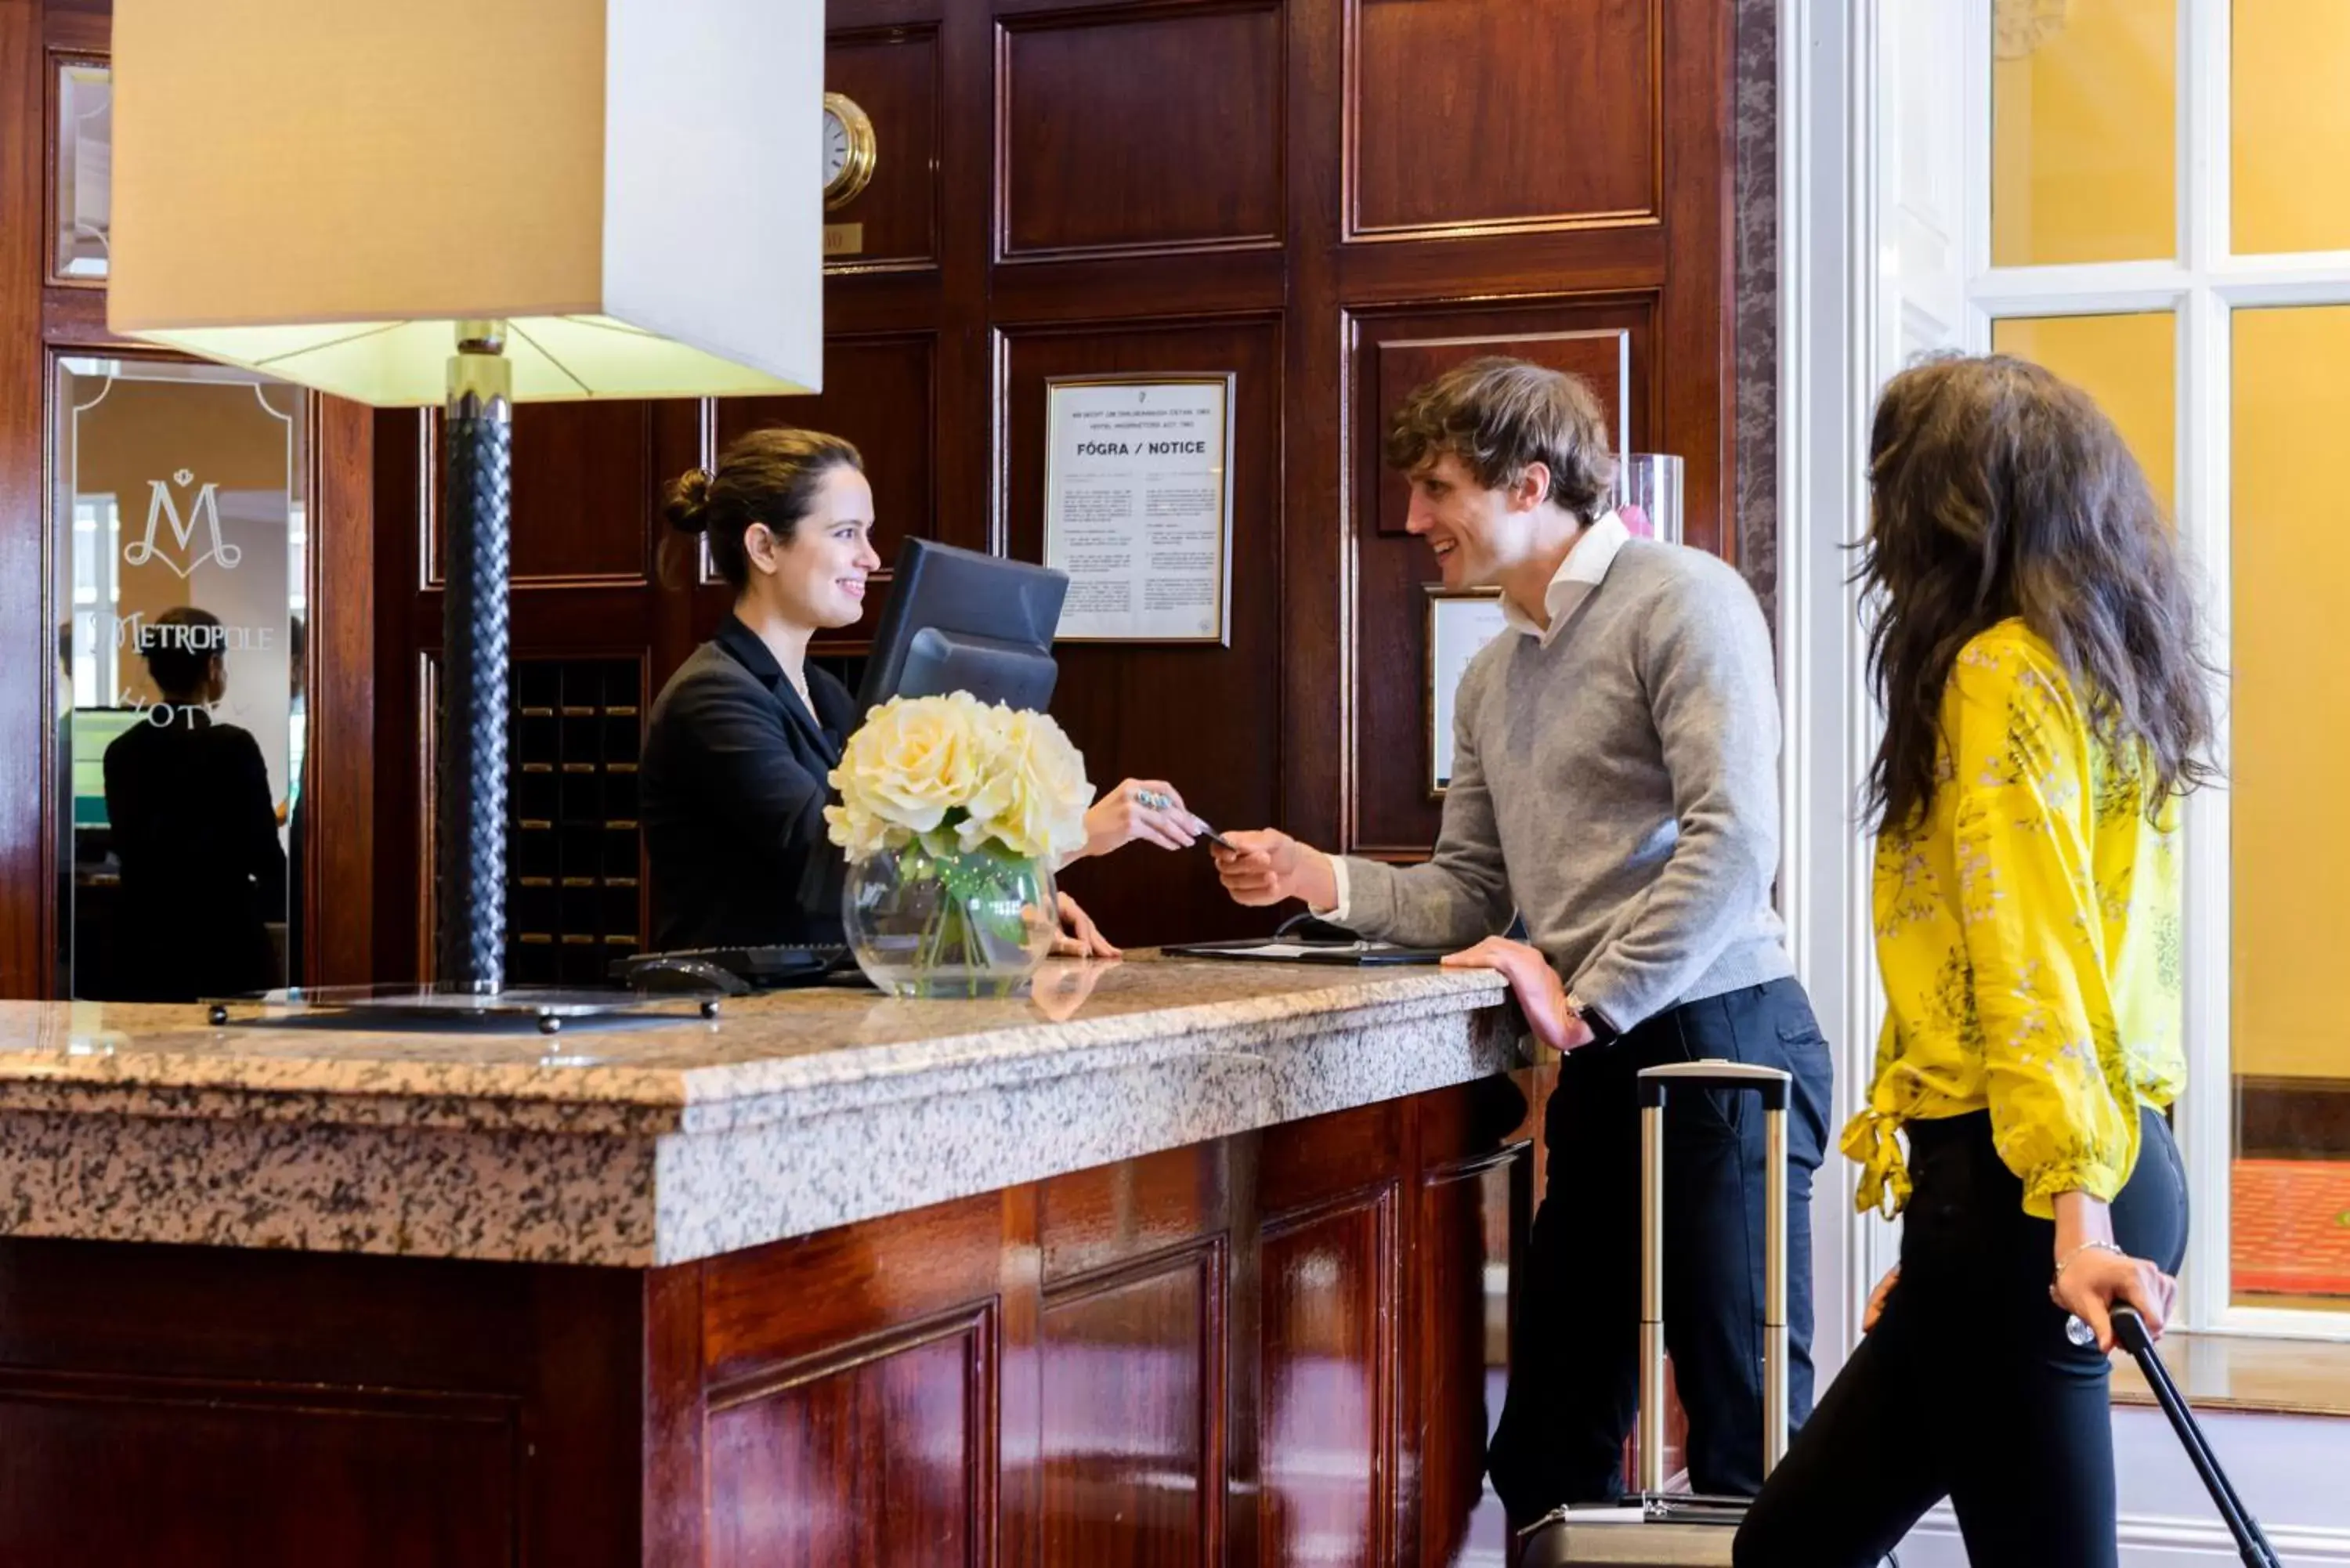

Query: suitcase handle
[
  {"left": 1636, "top": 1059, "right": 1791, "bottom": 1111},
  {"left": 2111, "top": 1307, "right": 2283, "bottom": 1568},
  {"left": 1634, "top": 1060, "right": 1794, "bottom": 1494}
]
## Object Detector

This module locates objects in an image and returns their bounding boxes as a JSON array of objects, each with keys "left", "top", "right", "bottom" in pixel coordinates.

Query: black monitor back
[{"left": 854, "top": 538, "right": 1068, "bottom": 716}]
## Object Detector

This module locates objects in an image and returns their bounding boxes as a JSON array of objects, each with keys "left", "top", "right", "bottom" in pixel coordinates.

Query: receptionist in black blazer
[{"left": 642, "top": 428, "right": 1148, "bottom": 957}]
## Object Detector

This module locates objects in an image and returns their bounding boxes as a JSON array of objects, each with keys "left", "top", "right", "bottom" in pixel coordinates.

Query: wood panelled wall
[{"left": 387, "top": 0, "right": 1736, "bottom": 971}]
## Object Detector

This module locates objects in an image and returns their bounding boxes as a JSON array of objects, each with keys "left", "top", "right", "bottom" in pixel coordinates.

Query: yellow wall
[
  {"left": 1990, "top": 0, "right": 2173, "bottom": 266},
  {"left": 2230, "top": 307, "right": 2350, "bottom": 1081},
  {"left": 2234, "top": 4, "right": 2350, "bottom": 254},
  {"left": 1987, "top": 314, "right": 2175, "bottom": 515}
]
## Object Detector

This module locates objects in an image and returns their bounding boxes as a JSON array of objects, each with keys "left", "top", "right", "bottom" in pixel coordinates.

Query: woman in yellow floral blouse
[{"left": 1738, "top": 355, "right": 2217, "bottom": 1568}]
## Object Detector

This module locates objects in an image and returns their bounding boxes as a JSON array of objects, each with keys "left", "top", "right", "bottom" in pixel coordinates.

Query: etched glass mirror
[
  {"left": 53, "top": 62, "right": 111, "bottom": 280},
  {"left": 53, "top": 356, "right": 306, "bottom": 1000}
]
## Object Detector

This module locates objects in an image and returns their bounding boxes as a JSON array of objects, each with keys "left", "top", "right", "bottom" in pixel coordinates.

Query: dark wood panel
[
  {"left": 307, "top": 394, "right": 374, "bottom": 985},
  {"left": 0, "top": 1238, "right": 643, "bottom": 1568},
  {"left": 1002, "top": 316, "right": 1282, "bottom": 949},
  {"left": 40, "top": 285, "right": 127, "bottom": 348},
  {"left": 1259, "top": 1100, "right": 1401, "bottom": 1216},
  {"left": 828, "top": 0, "right": 943, "bottom": 27},
  {"left": 826, "top": 25, "right": 942, "bottom": 272},
  {"left": 710, "top": 331, "right": 938, "bottom": 655},
  {"left": 701, "top": 1191, "right": 1002, "bottom": 1381},
  {"left": 42, "top": 5, "right": 103, "bottom": 40},
  {"left": 707, "top": 1311, "right": 989, "bottom": 1568},
  {"left": 1277, "top": 0, "right": 1349, "bottom": 852},
  {"left": 1260, "top": 1189, "right": 1394, "bottom": 1568},
  {"left": 371, "top": 410, "right": 428, "bottom": 982},
  {"left": 0, "top": 0, "right": 46, "bottom": 997},
  {"left": 1369, "top": 325, "right": 1634, "bottom": 539},
  {"left": 1350, "top": 0, "right": 1658, "bottom": 237},
  {"left": 0, "top": 1372, "right": 520, "bottom": 1568},
  {"left": 1042, "top": 1142, "right": 1229, "bottom": 1285},
  {"left": 645, "top": 1264, "right": 710, "bottom": 1568},
  {"left": 1041, "top": 1245, "right": 1226, "bottom": 1568},
  {"left": 1000, "top": 4, "right": 1284, "bottom": 260},
  {"left": 1347, "top": 298, "right": 1656, "bottom": 856},
  {"left": 1333, "top": 222, "right": 1665, "bottom": 301},
  {"left": 2236, "top": 1075, "right": 2350, "bottom": 1160},
  {"left": 1654, "top": 0, "right": 1734, "bottom": 560},
  {"left": 990, "top": 247, "right": 1289, "bottom": 325},
  {"left": 1412, "top": 1146, "right": 1525, "bottom": 1568},
  {"left": 427, "top": 402, "right": 656, "bottom": 589}
]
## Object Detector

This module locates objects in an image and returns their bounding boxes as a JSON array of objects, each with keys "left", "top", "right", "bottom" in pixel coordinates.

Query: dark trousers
[
  {"left": 1735, "top": 1104, "right": 2190, "bottom": 1568},
  {"left": 1487, "top": 978, "right": 1835, "bottom": 1521}
]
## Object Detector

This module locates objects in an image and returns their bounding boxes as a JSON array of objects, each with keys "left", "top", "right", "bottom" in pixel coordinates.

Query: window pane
[
  {"left": 2232, "top": 305, "right": 2350, "bottom": 1312},
  {"left": 1990, "top": 0, "right": 2175, "bottom": 266},
  {"left": 1988, "top": 313, "right": 2177, "bottom": 513},
  {"left": 52, "top": 63, "right": 110, "bottom": 280},
  {"left": 2232, "top": 3, "right": 2350, "bottom": 255}
]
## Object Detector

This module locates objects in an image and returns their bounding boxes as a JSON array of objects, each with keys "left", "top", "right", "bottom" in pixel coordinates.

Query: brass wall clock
[{"left": 822, "top": 92, "right": 877, "bottom": 209}]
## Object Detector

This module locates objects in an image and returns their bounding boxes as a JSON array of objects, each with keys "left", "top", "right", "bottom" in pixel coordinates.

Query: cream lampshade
[
  {"left": 108, "top": 0, "right": 828, "bottom": 999},
  {"left": 107, "top": 0, "right": 823, "bottom": 405}
]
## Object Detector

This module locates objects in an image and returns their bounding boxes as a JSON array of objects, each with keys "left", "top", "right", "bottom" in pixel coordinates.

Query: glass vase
[{"left": 842, "top": 842, "right": 1058, "bottom": 998}]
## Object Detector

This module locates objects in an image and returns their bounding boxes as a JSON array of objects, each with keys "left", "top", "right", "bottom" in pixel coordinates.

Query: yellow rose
[
  {"left": 822, "top": 800, "right": 897, "bottom": 859},
  {"left": 826, "top": 692, "right": 990, "bottom": 844},
  {"left": 960, "top": 706, "right": 1091, "bottom": 862}
]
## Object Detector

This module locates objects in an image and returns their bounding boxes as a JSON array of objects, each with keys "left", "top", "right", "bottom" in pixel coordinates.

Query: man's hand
[
  {"left": 1440, "top": 936, "right": 1594, "bottom": 1053},
  {"left": 1209, "top": 829, "right": 1338, "bottom": 910}
]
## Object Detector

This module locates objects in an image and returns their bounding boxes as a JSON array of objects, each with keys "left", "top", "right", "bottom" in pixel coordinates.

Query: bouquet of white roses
[
  {"left": 824, "top": 691, "right": 1092, "bottom": 865},
  {"left": 825, "top": 693, "right": 1093, "bottom": 992}
]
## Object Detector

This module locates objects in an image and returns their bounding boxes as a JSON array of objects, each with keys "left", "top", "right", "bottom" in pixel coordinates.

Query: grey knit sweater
[{"left": 1340, "top": 539, "right": 1791, "bottom": 1030}]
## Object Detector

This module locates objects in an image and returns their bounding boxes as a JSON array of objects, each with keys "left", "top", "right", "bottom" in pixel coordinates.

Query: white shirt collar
[{"left": 1499, "top": 510, "right": 1633, "bottom": 644}]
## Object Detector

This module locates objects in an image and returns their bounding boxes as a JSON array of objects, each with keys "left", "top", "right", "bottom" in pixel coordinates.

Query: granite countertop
[{"left": 0, "top": 958, "right": 1520, "bottom": 1266}]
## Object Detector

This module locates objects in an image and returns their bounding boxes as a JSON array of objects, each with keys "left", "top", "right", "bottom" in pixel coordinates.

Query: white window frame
[
  {"left": 1790, "top": 0, "right": 2350, "bottom": 1348},
  {"left": 1961, "top": 0, "right": 2350, "bottom": 1343}
]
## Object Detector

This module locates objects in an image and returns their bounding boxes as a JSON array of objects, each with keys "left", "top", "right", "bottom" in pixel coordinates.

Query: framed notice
[
  {"left": 1043, "top": 374, "right": 1235, "bottom": 644},
  {"left": 1426, "top": 587, "right": 1511, "bottom": 794}
]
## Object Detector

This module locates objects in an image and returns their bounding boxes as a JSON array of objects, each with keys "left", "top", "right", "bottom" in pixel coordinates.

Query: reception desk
[{"left": 0, "top": 959, "right": 1545, "bottom": 1566}]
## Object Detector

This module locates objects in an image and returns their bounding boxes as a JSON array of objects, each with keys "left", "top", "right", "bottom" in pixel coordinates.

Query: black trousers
[
  {"left": 1735, "top": 1104, "right": 2189, "bottom": 1568},
  {"left": 1487, "top": 978, "right": 1835, "bottom": 1521}
]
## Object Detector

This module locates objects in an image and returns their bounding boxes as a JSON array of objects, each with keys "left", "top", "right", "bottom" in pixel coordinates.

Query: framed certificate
[
  {"left": 1043, "top": 374, "right": 1235, "bottom": 644},
  {"left": 1426, "top": 587, "right": 1510, "bottom": 794}
]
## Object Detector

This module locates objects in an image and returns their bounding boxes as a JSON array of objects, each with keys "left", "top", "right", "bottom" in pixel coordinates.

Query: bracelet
[{"left": 2048, "top": 1239, "right": 2128, "bottom": 1304}]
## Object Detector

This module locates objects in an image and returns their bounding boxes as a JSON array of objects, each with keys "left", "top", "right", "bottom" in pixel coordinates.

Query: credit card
[{"left": 1193, "top": 818, "right": 1235, "bottom": 851}]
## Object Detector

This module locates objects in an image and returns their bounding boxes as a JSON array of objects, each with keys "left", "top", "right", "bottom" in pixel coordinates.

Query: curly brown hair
[
  {"left": 1383, "top": 356, "right": 1618, "bottom": 522},
  {"left": 1860, "top": 352, "right": 2219, "bottom": 833}
]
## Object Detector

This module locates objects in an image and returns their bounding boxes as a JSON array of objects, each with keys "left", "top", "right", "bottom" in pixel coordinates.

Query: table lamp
[{"left": 108, "top": 0, "right": 825, "bottom": 993}]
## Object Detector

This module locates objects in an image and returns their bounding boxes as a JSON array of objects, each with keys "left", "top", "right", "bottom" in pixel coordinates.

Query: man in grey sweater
[{"left": 1214, "top": 357, "right": 1832, "bottom": 1523}]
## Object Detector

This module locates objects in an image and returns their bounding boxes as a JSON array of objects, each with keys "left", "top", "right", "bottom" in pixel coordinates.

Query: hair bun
[{"left": 663, "top": 467, "right": 714, "bottom": 534}]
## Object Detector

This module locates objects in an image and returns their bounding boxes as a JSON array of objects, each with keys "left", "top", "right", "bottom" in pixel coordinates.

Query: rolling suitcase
[
  {"left": 2108, "top": 1305, "right": 2283, "bottom": 1568},
  {"left": 1518, "top": 1060, "right": 1793, "bottom": 1566}
]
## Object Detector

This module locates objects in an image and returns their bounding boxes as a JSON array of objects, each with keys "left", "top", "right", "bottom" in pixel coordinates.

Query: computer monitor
[{"left": 855, "top": 539, "right": 1068, "bottom": 715}]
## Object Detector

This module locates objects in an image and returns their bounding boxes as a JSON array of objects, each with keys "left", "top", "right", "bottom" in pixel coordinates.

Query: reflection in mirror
[
  {"left": 52, "top": 356, "right": 307, "bottom": 1002},
  {"left": 54, "top": 63, "right": 111, "bottom": 280}
]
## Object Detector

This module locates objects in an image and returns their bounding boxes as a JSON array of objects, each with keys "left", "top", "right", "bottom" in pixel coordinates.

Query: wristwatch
[{"left": 1564, "top": 991, "right": 1621, "bottom": 1046}]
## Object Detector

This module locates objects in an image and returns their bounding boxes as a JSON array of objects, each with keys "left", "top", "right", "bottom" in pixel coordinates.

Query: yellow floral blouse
[{"left": 1845, "top": 620, "right": 2184, "bottom": 1219}]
